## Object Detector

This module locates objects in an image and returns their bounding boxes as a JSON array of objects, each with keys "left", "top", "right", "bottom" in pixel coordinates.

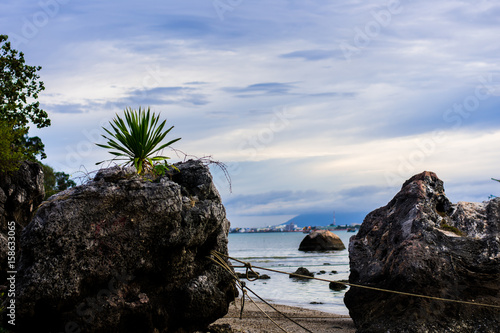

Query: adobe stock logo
[
  {"left": 236, "top": 107, "right": 296, "bottom": 159},
  {"left": 339, "top": 0, "right": 403, "bottom": 62},
  {"left": 212, "top": 0, "right": 244, "bottom": 21},
  {"left": 211, "top": 106, "right": 296, "bottom": 192},
  {"left": 9, "top": 0, "right": 69, "bottom": 47},
  {"left": 443, "top": 74, "right": 500, "bottom": 128},
  {"left": 384, "top": 74, "right": 500, "bottom": 187}
]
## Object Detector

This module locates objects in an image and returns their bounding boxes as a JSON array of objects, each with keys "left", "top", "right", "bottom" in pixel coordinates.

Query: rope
[
  {"left": 211, "top": 250, "right": 500, "bottom": 310},
  {"left": 221, "top": 316, "right": 349, "bottom": 319},
  {"left": 209, "top": 252, "right": 316, "bottom": 333},
  {"left": 246, "top": 292, "right": 289, "bottom": 333},
  {"left": 244, "top": 284, "right": 315, "bottom": 333},
  {"left": 245, "top": 262, "right": 260, "bottom": 282},
  {"left": 239, "top": 286, "right": 246, "bottom": 320},
  {"left": 209, "top": 252, "right": 290, "bottom": 332}
]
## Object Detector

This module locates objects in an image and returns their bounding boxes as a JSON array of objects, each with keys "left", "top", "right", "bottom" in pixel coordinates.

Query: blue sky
[{"left": 2, "top": 0, "right": 500, "bottom": 227}]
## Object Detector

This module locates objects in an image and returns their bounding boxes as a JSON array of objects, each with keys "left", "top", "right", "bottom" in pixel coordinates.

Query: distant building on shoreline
[
  {"left": 229, "top": 222, "right": 361, "bottom": 233},
  {"left": 284, "top": 221, "right": 297, "bottom": 231}
]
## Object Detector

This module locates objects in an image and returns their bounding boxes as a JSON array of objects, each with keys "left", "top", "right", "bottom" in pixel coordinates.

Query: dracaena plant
[{"left": 96, "top": 107, "right": 181, "bottom": 174}]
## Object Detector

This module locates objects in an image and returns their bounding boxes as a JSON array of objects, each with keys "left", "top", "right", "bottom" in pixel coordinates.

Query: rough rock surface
[
  {"left": 289, "top": 267, "right": 314, "bottom": 280},
  {"left": 15, "top": 160, "right": 236, "bottom": 333},
  {"left": 0, "top": 161, "right": 44, "bottom": 228},
  {"left": 298, "top": 230, "right": 346, "bottom": 251},
  {"left": 0, "top": 161, "right": 44, "bottom": 282},
  {"left": 344, "top": 171, "right": 500, "bottom": 333}
]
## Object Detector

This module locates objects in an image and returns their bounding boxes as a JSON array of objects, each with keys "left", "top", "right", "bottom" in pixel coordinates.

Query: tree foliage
[
  {"left": 0, "top": 34, "right": 49, "bottom": 163},
  {"left": 42, "top": 164, "right": 76, "bottom": 199},
  {"left": 0, "top": 121, "right": 26, "bottom": 172}
]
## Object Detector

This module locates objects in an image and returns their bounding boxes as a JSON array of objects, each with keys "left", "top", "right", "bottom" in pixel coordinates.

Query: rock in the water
[
  {"left": 344, "top": 171, "right": 500, "bottom": 333},
  {"left": 298, "top": 230, "right": 345, "bottom": 251},
  {"left": 289, "top": 267, "right": 314, "bottom": 280},
  {"left": 14, "top": 160, "right": 236, "bottom": 333},
  {"left": 329, "top": 280, "right": 348, "bottom": 291},
  {"left": 0, "top": 161, "right": 44, "bottom": 282}
]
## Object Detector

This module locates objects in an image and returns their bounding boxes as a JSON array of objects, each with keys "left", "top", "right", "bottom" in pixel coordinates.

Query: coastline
[
  {"left": 227, "top": 232, "right": 352, "bottom": 315},
  {"left": 210, "top": 298, "right": 356, "bottom": 333}
]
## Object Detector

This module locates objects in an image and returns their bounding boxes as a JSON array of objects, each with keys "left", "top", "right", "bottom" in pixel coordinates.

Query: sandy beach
[{"left": 209, "top": 298, "right": 356, "bottom": 333}]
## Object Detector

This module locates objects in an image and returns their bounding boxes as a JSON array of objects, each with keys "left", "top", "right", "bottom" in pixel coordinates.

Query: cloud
[
  {"left": 44, "top": 85, "right": 210, "bottom": 115},
  {"left": 304, "top": 92, "right": 357, "bottom": 98},
  {"left": 338, "top": 185, "right": 389, "bottom": 199},
  {"left": 223, "top": 81, "right": 356, "bottom": 101},
  {"left": 126, "top": 86, "right": 210, "bottom": 106},
  {"left": 224, "top": 190, "right": 332, "bottom": 216},
  {"left": 184, "top": 81, "right": 209, "bottom": 85},
  {"left": 223, "top": 82, "right": 296, "bottom": 98},
  {"left": 4, "top": 0, "right": 500, "bottom": 228},
  {"left": 223, "top": 185, "right": 392, "bottom": 218},
  {"left": 280, "top": 49, "right": 341, "bottom": 61},
  {"left": 45, "top": 103, "right": 87, "bottom": 114},
  {"left": 159, "top": 16, "right": 214, "bottom": 37}
]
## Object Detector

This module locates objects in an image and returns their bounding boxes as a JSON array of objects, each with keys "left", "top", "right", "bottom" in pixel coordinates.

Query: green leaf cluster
[
  {"left": 0, "top": 34, "right": 49, "bottom": 165},
  {"left": 440, "top": 221, "right": 464, "bottom": 236},
  {"left": 153, "top": 162, "right": 180, "bottom": 177},
  {"left": 0, "top": 35, "right": 48, "bottom": 128},
  {"left": 42, "top": 164, "right": 76, "bottom": 199},
  {"left": 96, "top": 107, "right": 181, "bottom": 174},
  {"left": 0, "top": 121, "right": 27, "bottom": 172}
]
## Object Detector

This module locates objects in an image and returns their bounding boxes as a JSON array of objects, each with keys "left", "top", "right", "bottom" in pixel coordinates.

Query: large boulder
[
  {"left": 344, "top": 171, "right": 500, "bottom": 332},
  {"left": 0, "top": 161, "right": 44, "bottom": 229},
  {"left": 298, "top": 230, "right": 345, "bottom": 251},
  {"left": 0, "top": 161, "right": 44, "bottom": 282},
  {"left": 289, "top": 267, "right": 314, "bottom": 280},
  {"left": 14, "top": 160, "right": 236, "bottom": 333}
]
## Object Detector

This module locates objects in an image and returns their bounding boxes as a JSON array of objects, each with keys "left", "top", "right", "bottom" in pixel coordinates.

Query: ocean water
[{"left": 227, "top": 230, "right": 355, "bottom": 315}]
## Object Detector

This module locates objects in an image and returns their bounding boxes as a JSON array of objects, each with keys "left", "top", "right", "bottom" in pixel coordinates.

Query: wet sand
[{"left": 211, "top": 298, "right": 356, "bottom": 333}]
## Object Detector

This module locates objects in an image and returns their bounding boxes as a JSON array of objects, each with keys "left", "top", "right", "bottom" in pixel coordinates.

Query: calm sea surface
[{"left": 227, "top": 230, "right": 356, "bottom": 315}]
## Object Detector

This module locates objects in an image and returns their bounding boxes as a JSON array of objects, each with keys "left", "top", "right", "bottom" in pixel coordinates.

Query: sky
[{"left": 2, "top": 0, "right": 500, "bottom": 227}]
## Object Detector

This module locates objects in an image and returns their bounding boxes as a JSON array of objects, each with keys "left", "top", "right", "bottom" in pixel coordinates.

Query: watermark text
[{"left": 6, "top": 221, "right": 17, "bottom": 326}]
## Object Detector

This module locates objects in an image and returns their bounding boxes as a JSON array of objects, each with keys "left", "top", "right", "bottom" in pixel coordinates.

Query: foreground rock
[
  {"left": 299, "top": 230, "right": 345, "bottom": 251},
  {"left": 344, "top": 171, "right": 500, "bottom": 332},
  {"left": 0, "top": 161, "right": 44, "bottom": 282},
  {"left": 14, "top": 160, "right": 236, "bottom": 333}
]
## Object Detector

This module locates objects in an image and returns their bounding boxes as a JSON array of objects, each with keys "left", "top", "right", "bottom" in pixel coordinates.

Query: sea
[{"left": 227, "top": 230, "right": 356, "bottom": 316}]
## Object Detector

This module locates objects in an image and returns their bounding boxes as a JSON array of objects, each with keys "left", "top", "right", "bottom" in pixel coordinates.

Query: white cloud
[{"left": 3, "top": 0, "right": 500, "bottom": 225}]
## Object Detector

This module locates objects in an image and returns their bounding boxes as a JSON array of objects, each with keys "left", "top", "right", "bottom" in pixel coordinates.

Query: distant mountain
[{"left": 282, "top": 212, "right": 367, "bottom": 228}]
